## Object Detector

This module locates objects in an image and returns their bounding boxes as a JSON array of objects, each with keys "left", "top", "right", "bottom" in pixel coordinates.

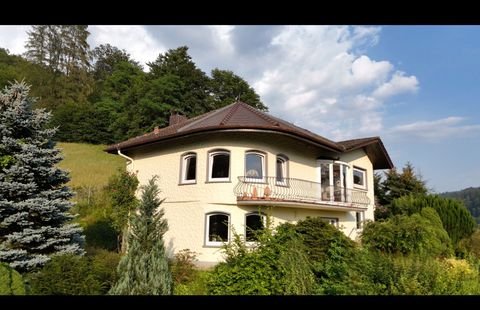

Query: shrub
[
  {"left": 88, "top": 248, "right": 121, "bottom": 294},
  {"left": 171, "top": 249, "right": 199, "bottom": 285},
  {"left": 361, "top": 208, "right": 453, "bottom": 257},
  {"left": 0, "top": 263, "right": 25, "bottom": 295},
  {"left": 28, "top": 254, "right": 103, "bottom": 295}
]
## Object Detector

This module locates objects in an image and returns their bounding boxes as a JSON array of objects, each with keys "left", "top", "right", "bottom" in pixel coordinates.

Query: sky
[{"left": 0, "top": 25, "right": 479, "bottom": 193}]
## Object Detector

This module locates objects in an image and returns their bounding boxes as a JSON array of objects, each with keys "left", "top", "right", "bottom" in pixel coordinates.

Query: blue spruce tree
[
  {"left": 0, "top": 81, "right": 84, "bottom": 272},
  {"left": 109, "top": 176, "right": 172, "bottom": 295}
]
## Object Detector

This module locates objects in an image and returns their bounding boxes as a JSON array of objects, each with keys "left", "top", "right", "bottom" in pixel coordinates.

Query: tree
[
  {"left": 91, "top": 44, "right": 140, "bottom": 82},
  {"left": 147, "top": 46, "right": 212, "bottom": 116},
  {"left": 106, "top": 169, "right": 139, "bottom": 253},
  {"left": 25, "top": 25, "right": 93, "bottom": 109},
  {"left": 209, "top": 69, "right": 267, "bottom": 111},
  {"left": 0, "top": 263, "right": 25, "bottom": 295},
  {"left": 0, "top": 81, "right": 84, "bottom": 272},
  {"left": 109, "top": 176, "right": 172, "bottom": 295},
  {"left": 375, "top": 162, "right": 428, "bottom": 219}
]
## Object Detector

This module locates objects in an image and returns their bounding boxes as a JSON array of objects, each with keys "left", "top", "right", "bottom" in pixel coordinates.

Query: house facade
[{"left": 105, "top": 101, "right": 393, "bottom": 266}]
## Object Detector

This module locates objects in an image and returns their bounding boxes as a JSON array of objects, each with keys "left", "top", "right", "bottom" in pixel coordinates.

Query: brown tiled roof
[
  {"left": 105, "top": 101, "right": 394, "bottom": 169},
  {"left": 338, "top": 137, "right": 394, "bottom": 169}
]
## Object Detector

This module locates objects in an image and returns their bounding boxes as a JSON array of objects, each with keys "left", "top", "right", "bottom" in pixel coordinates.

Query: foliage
[
  {"left": 207, "top": 220, "right": 315, "bottom": 295},
  {"left": 0, "top": 263, "right": 26, "bottom": 295},
  {"left": 28, "top": 254, "right": 102, "bottom": 295},
  {"left": 389, "top": 194, "right": 476, "bottom": 244},
  {"left": 457, "top": 229, "right": 480, "bottom": 259},
  {"left": 174, "top": 269, "right": 211, "bottom": 295},
  {"left": 209, "top": 69, "right": 267, "bottom": 111},
  {"left": 441, "top": 186, "right": 480, "bottom": 224},
  {"left": 0, "top": 82, "right": 84, "bottom": 272},
  {"left": 361, "top": 207, "right": 453, "bottom": 257},
  {"left": 109, "top": 176, "right": 172, "bottom": 295},
  {"left": 171, "top": 249, "right": 199, "bottom": 285},
  {"left": 106, "top": 169, "right": 139, "bottom": 252},
  {"left": 87, "top": 247, "right": 121, "bottom": 294},
  {"left": 375, "top": 162, "right": 428, "bottom": 219}
]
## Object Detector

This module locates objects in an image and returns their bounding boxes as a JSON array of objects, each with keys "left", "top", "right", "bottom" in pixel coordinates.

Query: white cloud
[
  {"left": 250, "top": 26, "right": 419, "bottom": 140},
  {"left": 89, "top": 26, "right": 165, "bottom": 70},
  {"left": 0, "top": 25, "right": 30, "bottom": 55},
  {"left": 373, "top": 71, "right": 419, "bottom": 99},
  {"left": 389, "top": 116, "right": 480, "bottom": 141}
]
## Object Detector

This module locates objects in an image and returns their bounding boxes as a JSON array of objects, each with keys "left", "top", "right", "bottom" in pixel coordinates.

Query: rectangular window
[
  {"left": 245, "top": 152, "right": 265, "bottom": 182},
  {"left": 353, "top": 167, "right": 367, "bottom": 190},
  {"left": 356, "top": 212, "right": 363, "bottom": 229},
  {"left": 206, "top": 213, "right": 230, "bottom": 246},
  {"left": 209, "top": 151, "right": 230, "bottom": 182},
  {"left": 181, "top": 153, "right": 196, "bottom": 184},
  {"left": 320, "top": 217, "right": 339, "bottom": 227},
  {"left": 276, "top": 155, "right": 288, "bottom": 185}
]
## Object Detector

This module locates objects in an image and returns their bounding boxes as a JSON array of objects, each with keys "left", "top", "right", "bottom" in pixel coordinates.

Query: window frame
[
  {"left": 179, "top": 152, "right": 197, "bottom": 185},
  {"left": 276, "top": 154, "right": 289, "bottom": 186},
  {"left": 205, "top": 212, "right": 231, "bottom": 247},
  {"left": 244, "top": 150, "right": 266, "bottom": 183},
  {"left": 245, "top": 212, "right": 266, "bottom": 242},
  {"left": 320, "top": 217, "right": 339, "bottom": 228},
  {"left": 353, "top": 166, "right": 367, "bottom": 190},
  {"left": 356, "top": 211, "right": 364, "bottom": 230},
  {"left": 208, "top": 149, "right": 231, "bottom": 182}
]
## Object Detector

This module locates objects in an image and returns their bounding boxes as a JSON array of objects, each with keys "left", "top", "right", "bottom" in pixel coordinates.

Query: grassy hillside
[{"left": 57, "top": 142, "right": 125, "bottom": 189}]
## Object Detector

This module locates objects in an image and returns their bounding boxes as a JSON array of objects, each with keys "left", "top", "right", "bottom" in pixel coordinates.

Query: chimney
[
  {"left": 153, "top": 126, "right": 160, "bottom": 134},
  {"left": 169, "top": 113, "right": 188, "bottom": 126}
]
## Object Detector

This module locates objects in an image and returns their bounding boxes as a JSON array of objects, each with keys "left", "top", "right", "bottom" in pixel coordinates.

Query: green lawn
[{"left": 57, "top": 142, "right": 125, "bottom": 189}]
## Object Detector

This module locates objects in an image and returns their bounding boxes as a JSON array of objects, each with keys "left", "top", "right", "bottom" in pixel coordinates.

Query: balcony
[{"left": 233, "top": 176, "right": 369, "bottom": 212}]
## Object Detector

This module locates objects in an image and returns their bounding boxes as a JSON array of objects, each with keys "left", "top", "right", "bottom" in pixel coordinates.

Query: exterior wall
[{"left": 126, "top": 132, "right": 374, "bottom": 265}]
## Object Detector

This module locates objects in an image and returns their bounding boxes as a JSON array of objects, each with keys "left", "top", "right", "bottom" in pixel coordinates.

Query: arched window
[
  {"left": 245, "top": 151, "right": 265, "bottom": 182},
  {"left": 276, "top": 154, "right": 289, "bottom": 185},
  {"left": 205, "top": 212, "right": 230, "bottom": 246},
  {"left": 245, "top": 213, "right": 265, "bottom": 241},
  {"left": 180, "top": 152, "right": 196, "bottom": 184},
  {"left": 208, "top": 150, "right": 230, "bottom": 182}
]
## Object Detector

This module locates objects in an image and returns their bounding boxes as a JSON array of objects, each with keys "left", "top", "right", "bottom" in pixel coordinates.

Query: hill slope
[
  {"left": 57, "top": 142, "right": 125, "bottom": 189},
  {"left": 441, "top": 187, "right": 480, "bottom": 224}
]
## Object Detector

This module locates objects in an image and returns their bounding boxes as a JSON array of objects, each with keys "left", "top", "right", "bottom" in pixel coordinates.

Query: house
[{"left": 105, "top": 101, "right": 393, "bottom": 266}]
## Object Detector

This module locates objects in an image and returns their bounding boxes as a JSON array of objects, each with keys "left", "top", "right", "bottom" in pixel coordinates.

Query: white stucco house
[{"left": 105, "top": 101, "right": 393, "bottom": 266}]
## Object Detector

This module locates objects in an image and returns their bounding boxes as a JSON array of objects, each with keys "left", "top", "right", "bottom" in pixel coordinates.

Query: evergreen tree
[
  {"left": 375, "top": 162, "right": 428, "bottom": 219},
  {"left": 109, "top": 176, "right": 172, "bottom": 295},
  {"left": 0, "top": 81, "right": 84, "bottom": 272},
  {"left": 209, "top": 69, "right": 267, "bottom": 111}
]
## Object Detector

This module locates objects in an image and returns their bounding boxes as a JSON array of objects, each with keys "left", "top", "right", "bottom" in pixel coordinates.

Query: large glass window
[
  {"left": 206, "top": 213, "right": 230, "bottom": 246},
  {"left": 209, "top": 151, "right": 230, "bottom": 181},
  {"left": 245, "top": 213, "right": 265, "bottom": 241},
  {"left": 320, "top": 217, "right": 339, "bottom": 227},
  {"left": 356, "top": 212, "right": 364, "bottom": 229},
  {"left": 276, "top": 155, "right": 288, "bottom": 185},
  {"left": 319, "top": 161, "right": 350, "bottom": 202},
  {"left": 353, "top": 167, "right": 367, "bottom": 189},
  {"left": 245, "top": 152, "right": 265, "bottom": 182},
  {"left": 180, "top": 153, "right": 196, "bottom": 184}
]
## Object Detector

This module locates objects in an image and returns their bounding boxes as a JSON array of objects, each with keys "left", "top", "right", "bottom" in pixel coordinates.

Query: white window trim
[
  {"left": 208, "top": 151, "right": 230, "bottom": 182},
  {"left": 205, "top": 212, "right": 230, "bottom": 247},
  {"left": 353, "top": 167, "right": 367, "bottom": 190},
  {"left": 245, "top": 213, "right": 266, "bottom": 244},
  {"left": 180, "top": 153, "right": 196, "bottom": 184},
  {"left": 356, "top": 211, "right": 364, "bottom": 230},
  {"left": 245, "top": 151, "right": 266, "bottom": 183},
  {"left": 276, "top": 155, "right": 288, "bottom": 186},
  {"left": 317, "top": 160, "right": 351, "bottom": 202},
  {"left": 320, "top": 217, "right": 339, "bottom": 228}
]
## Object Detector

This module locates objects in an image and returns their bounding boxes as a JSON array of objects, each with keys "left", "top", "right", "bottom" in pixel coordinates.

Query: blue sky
[{"left": 0, "top": 26, "right": 479, "bottom": 192}]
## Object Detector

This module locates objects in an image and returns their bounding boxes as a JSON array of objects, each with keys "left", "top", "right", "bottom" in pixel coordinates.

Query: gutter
[{"left": 117, "top": 149, "right": 134, "bottom": 172}]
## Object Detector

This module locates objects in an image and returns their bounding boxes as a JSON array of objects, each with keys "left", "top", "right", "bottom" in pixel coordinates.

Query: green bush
[
  {"left": 84, "top": 219, "right": 118, "bottom": 251},
  {"left": 29, "top": 254, "right": 103, "bottom": 295},
  {"left": 88, "top": 248, "right": 121, "bottom": 294},
  {"left": 207, "top": 223, "right": 314, "bottom": 295},
  {"left": 0, "top": 263, "right": 26, "bottom": 295},
  {"left": 361, "top": 208, "right": 453, "bottom": 257},
  {"left": 174, "top": 270, "right": 211, "bottom": 295},
  {"left": 390, "top": 194, "right": 476, "bottom": 244}
]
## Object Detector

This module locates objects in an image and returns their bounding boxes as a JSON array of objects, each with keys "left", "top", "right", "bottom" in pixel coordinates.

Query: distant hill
[
  {"left": 57, "top": 142, "right": 125, "bottom": 189},
  {"left": 441, "top": 187, "right": 480, "bottom": 224}
]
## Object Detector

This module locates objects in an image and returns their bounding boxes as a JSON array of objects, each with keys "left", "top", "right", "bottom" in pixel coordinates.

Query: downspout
[
  {"left": 117, "top": 149, "right": 134, "bottom": 172},
  {"left": 117, "top": 148, "right": 135, "bottom": 254}
]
